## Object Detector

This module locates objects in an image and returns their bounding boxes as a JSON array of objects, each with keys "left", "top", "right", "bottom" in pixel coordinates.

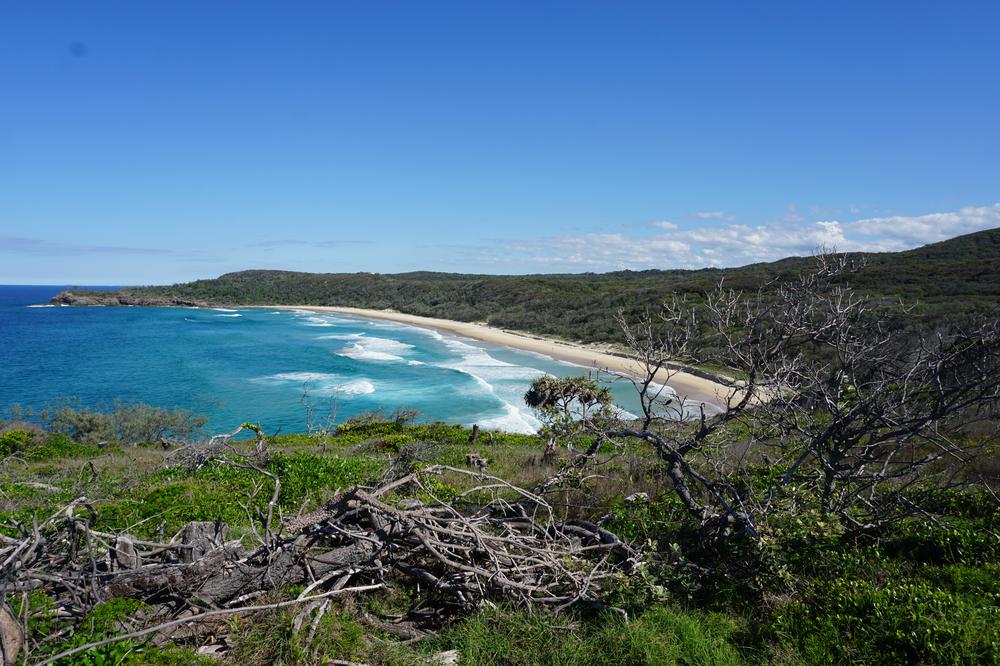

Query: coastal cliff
[{"left": 50, "top": 290, "right": 208, "bottom": 308}]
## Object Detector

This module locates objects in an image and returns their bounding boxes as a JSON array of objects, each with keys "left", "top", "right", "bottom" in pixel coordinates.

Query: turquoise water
[{"left": 0, "top": 285, "right": 655, "bottom": 434}]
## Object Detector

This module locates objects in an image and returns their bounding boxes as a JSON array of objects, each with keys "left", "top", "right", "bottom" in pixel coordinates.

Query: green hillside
[{"left": 57, "top": 227, "right": 1000, "bottom": 343}]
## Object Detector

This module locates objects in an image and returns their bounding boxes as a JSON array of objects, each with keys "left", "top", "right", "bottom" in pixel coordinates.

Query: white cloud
[
  {"left": 694, "top": 210, "right": 735, "bottom": 221},
  {"left": 473, "top": 202, "right": 1000, "bottom": 272},
  {"left": 840, "top": 203, "right": 1000, "bottom": 248}
]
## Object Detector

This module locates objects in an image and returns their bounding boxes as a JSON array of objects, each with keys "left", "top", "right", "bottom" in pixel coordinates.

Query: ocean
[{"left": 0, "top": 285, "right": 656, "bottom": 435}]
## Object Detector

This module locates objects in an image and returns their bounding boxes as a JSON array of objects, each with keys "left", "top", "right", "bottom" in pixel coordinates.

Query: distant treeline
[{"left": 63, "top": 228, "right": 1000, "bottom": 344}]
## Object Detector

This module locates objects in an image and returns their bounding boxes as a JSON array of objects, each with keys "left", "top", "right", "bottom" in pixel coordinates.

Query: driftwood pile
[{"left": 0, "top": 459, "right": 634, "bottom": 664}]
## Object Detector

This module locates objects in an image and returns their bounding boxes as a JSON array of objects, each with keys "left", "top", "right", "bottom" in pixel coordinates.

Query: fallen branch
[{"left": 32, "top": 583, "right": 384, "bottom": 666}]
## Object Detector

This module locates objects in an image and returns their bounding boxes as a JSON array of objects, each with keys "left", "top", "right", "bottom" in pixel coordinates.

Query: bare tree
[
  {"left": 615, "top": 300, "right": 698, "bottom": 428},
  {"left": 553, "top": 252, "right": 1000, "bottom": 543},
  {"left": 300, "top": 382, "right": 341, "bottom": 452}
]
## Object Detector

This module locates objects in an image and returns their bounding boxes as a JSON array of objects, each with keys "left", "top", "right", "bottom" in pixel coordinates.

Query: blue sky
[{"left": 2, "top": 2, "right": 999, "bottom": 284}]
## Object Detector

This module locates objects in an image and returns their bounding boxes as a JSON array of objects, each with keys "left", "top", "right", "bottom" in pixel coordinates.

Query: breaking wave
[
  {"left": 292, "top": 311, "right": 357, "bottom": 327},
  {"left": 258, "top": 372, "right": 376, "bottom": 396},
  {"left": 335, "top": 336, "right": 415, "bottom": 363},
  {"left": 436, "top": 337, "right": 546, "bottom": 434}
]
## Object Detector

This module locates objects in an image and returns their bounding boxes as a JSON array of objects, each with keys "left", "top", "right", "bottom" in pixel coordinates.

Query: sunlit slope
[{"left": 57, "top": 227, "right": 1000, "bottom": 344}]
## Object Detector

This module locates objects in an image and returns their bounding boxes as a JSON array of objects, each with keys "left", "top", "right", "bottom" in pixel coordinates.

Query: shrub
[
  {"left": 772, "top": 575, "right": 1000, "bottom": 664},
  {"left": 0, "top": 428, "right": 36, "bottom": 455},
  {"left": 44, "top": 400, "right": 206, "bottom": 446},
  {"left": 22, "top": 433, "right": 102, "bottom": 461}
]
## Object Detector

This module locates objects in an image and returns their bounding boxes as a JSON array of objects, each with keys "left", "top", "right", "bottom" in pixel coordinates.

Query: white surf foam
[
  {"left": 292, "top": 311, "right": 357, "bottom": 326},
  {"left": 363, "top": 320, "right": 447, "bottom": 340},
  {"left": 436, "top": 337, "right": 546, "bottom": 433},
  {"left": 339, "top": 379, "right": 376, "bottom": 395},
  {"left": 476, "top": 403, "right": 541, "bottom": 434},
  {"left": 259, "top": 372, "right": 376, "bottom": 397},
  {"left": 212, "top": 308, "right": 239, "bottom": 312},
  {"left": 359, "top": 337, "right": 414, "bottom": 353},
  {"left": 316, "top": 333, "right": 367, "bottom": 341},
  {"left": 26, "top": 304, "right": 55, "bottom": 308},
  {"left": 270, "top": 372, "right": 339, "bottom": 382},
  {"left": 301, "top": 316, "right": 335, "bottom": 327},
  {"left": 338, "top": 345, "right": 403, "bottom": 362},
  {"left": 336, "top": 336, "right": 415, "bottom": 363},
  {"left": 214, "top": 313, "right": 242, "bottom": 318}
]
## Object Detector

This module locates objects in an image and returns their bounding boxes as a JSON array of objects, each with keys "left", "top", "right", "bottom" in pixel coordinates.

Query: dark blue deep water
[{"left": 0, "top": 285, "right": 648, "bottom": 434}]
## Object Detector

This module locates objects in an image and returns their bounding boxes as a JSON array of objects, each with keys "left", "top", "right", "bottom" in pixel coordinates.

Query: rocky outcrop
[{"left": 49, "top": 290, "right": 209, "bottom": 308}]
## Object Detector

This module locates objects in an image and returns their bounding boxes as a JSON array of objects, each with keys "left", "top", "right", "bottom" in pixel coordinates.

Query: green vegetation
[
  {"left": 435, "top": 606, "right": 742, "bottom": 666},
  {"left": 58, "top": 228, "right": 1000, "bottom": 345},
  {"left": 2, "top": 402, "right": 996, "bottom": 664},
  {"left": 16, "top": 240, "right": 1000, "bottom": 664}
]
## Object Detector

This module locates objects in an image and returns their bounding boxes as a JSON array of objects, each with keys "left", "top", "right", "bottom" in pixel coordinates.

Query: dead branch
[{"left": 2, "top": 458, "right": 632, "bottom": 663}]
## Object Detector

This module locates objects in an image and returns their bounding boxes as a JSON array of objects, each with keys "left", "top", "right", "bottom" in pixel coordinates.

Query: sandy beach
[{"left": 266, "top": 305, "right": 733, "bottom": 409}]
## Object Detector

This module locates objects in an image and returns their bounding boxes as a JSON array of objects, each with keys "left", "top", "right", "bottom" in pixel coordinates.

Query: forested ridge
[{"left": 56, "top": 227, "right": 1000, "bottom": 343}]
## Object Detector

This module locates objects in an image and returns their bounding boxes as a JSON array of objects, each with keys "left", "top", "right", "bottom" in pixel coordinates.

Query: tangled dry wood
[{"left": 0, "top": 453, "right": 635, "bottom": 664}]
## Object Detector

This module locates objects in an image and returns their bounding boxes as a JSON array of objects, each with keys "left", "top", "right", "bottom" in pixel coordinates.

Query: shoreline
[{"left": 262, "top": 305, "right": 733, "bottom": 410}]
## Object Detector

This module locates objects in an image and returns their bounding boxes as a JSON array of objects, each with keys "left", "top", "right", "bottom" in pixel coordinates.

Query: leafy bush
[
  {"left": 772, "top": 574, "right": 1000, "bottom": 664},
  {"left": 44, "top": 400, "right": 206, "bottom": 446},
  {"left": 22, "top": 432, "right": 103, "bottom": 461},
  {"left": 0, "top": 428, "right": 36, "bottom": 455},
  {"left": 886, "top": 520, "right": 1000, "bottom": 565},
  {"left": 337, "top": 407, "right": 420, "bottom": 432}
]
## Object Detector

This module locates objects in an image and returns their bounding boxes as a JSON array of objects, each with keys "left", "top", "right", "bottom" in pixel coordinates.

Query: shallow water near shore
[{"left": 0, "top": 285, "right": 665, "bottom": 434}]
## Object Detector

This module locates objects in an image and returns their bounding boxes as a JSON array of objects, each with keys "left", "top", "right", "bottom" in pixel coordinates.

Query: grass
[
  {"left": 438, "top": 606, "right": 742, "bottom": 666},
  {"left": 3, "top": 420, "right": 998, "bottom": 665}
]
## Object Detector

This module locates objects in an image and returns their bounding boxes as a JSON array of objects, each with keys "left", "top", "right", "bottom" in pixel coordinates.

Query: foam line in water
[
  {"left": 364, "top": 320, "right": 446, "bottom": 340},
  {"left": 258, "top": 372, "right": 376, "bottom": 396},
  {"left": 337, "top": 345, "right": 403, "bottom": 362},
  {"left": 335, "top": 335, "right": 416, "bottom": 362},
  {"left": 475, "top": 403, "right": 541, "bottom": 433},
  {"left": 292, "top": 311, "right": 357, "bottom": 326},
  {"left": 435, "top": 337, "right": 546, "bottom": 433},
  {"left": 301, "top": 316, "right": 335, "bottom": 327}
]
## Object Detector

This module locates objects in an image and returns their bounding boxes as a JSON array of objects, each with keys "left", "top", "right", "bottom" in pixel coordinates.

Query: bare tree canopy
[{"left": 537, "top": 252, "right": 1000, "bottom": 543}]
